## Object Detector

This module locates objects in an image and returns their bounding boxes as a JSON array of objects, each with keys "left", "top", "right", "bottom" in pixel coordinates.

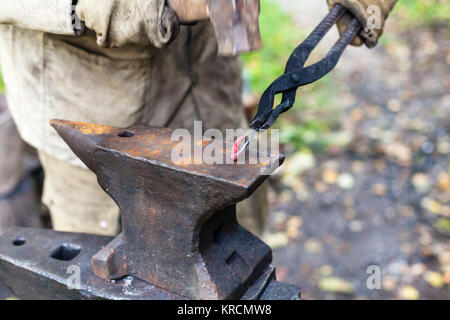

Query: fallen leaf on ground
[
  {"left": 322, "top": 169, "right": 339, "bottom": 184},
  {"left": 419, "top": 232, "right": 432, "bottom": 246},
  {"left": 382, "top": 275, "right": 397, "bottom": 291},
  {"left": 276, "top": 266, "right": 289, "bottom": 282},
  {"left": 437, "top": 250, "right": 450, "bottom": 265},
  {"left": 387, "top": 99, "right": 402, "bottom": 112},
  {"left": 280, "top": 190, "right": 293, "bottom": 202},
  {"left": 410, "top": 263, "right": 426, "bottom": 276},
  {"left": 423, "top": 271, "right": 444, "bottom": 289},
  {"left": 349, "top": 220, "right": 363, "bottom": 232},
  {"left": 350, "top": 109, "right": 363, "bottom": 122},
  {"left": 286, "top": 216, "right": 303, "bottom": 239},
  {"left": 304, "top": 239, "right": 323, "bottom": 254},
  {"left": 343, "top": 196, "right": 355, "bottom": 208},
  {"left": 399, "top": 286, "right": 419, "bottom": 300},
  {"left": 398, "top": 205, "right": 415, "bottom": 217},
  {"left": 337, "top": 173, "right": 355, "bottom": 189},
  {"left": 367, "top": 105, "right": 382, "bottom": 118},
  {"left": 436, "top": 218, "right": 450, "bottom": 232},
  {"left": 263, "top": 232, "right": 289, "bottom": 249},
  {"left": 319, "top": 265, "right": 333, "bottom": 276},
  {"left": 314, "top": 181, "right": 328, "bottom": 193},
  {"left": 437, "top": 140, "right": 450, "bottom": 155},
  {"left": 421, "top": 197, "right": 442, "bottom": 214},
  {"left": 282, "top": 152, "right": 316, "bottom": 177},
  {"left": 272, "top": 211, "right": 288, "bottom": 225},
  {"left": 318, "top": 277, "right": 354, "bottom": 294},
  {"left": 372, "top": 183, "right": 388, "bottom": 196},
  {"left": 411, "top": 173, "right": 431, "bottom": 193},
  {"left": 442, "top": 206, "right": 450, "bottom": 218},
  {"left": 344, "top": 209, "right": 357, "bottom": 220},
  {"left": 351, "top": 161, "right": 365, "bottom": 173},
  {"left": 437, "top": 172, "right": 450, "bottom": 191},
  {"left": 374, "top": 159, "right": 387, "bottom": 171},
  {"left": 382, "top": 143, "right": 412, "bottom": 166},
  {"left": 444, "top": 273, "right": 450, "bottom": 285}
]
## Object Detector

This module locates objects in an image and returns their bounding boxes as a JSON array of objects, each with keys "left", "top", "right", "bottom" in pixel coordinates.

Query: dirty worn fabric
[
  {"left": 38, "top": 151, "right": 121, "bottom": 236},
  {"left": 0, "top": 22, "right": 245, "bottom": 167},
  {"left": 0, "top": 95, "right": 44, "bottom": 234},
  {"left": 327, "top": 0, "right": 397, "bottom": 48},
  {"left": 76, "top": 0, "right": 179, "bottom": 48},
  {"left": 0, "top": 0, "right": 75, "bottom": 35},
  {"left": 0, "top": 96, "right": 25, "bottom": 195},
  {"left": 0, "top": 170, "right": 44, "bottom": 235}
]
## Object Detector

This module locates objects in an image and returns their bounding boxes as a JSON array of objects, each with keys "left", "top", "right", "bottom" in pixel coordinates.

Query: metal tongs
[{"left": 231, "top": 4, "right": 361, "bottom": 160}]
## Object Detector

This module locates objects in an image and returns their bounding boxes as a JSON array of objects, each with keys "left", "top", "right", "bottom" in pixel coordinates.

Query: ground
[{"left": 259, "top": 1, "right": 449, "bottom": 300}]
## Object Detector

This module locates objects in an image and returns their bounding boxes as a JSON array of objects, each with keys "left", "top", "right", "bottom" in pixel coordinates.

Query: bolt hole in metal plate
[
  {"left": 118, "top": 130, "right": 135, "bottom": 138},
  {"left": 12, "top": 238, "right": 26, "bottom": 246},
  {"left": 50, "top": 243, "right": 81, "bottom": 261},
  {"left": 226, "top": 251, "right": 252, "bottom": 279}
]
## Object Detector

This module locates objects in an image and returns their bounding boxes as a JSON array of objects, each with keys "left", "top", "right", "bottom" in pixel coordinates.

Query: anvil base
[{"left": 0, "top": 228, "right": 300, "bottom": 300}]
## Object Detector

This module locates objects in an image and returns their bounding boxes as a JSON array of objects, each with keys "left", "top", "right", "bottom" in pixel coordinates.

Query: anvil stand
[{"left": 0, "top": 120, "right": 300, "bottom": 300}]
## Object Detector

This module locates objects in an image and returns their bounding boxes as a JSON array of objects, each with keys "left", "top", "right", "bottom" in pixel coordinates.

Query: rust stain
[{"left": 51, "top": 120, "right": 114, "bottom": 135}]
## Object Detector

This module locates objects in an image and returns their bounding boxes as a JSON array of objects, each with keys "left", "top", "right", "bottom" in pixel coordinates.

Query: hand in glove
[
  {"left": 75, "top": 0, "right": 180, "bottom": 48},
  {"left": 327, "top": 0, "right": 397, "bottom": 48},
  {"left": 167, "top": 0, "right": 209, "bottom": 23}
]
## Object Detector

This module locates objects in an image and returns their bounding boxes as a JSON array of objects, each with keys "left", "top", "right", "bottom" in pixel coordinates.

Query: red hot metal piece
[{"left": 230, "top": 129, "right": 258, "bottom": 161}]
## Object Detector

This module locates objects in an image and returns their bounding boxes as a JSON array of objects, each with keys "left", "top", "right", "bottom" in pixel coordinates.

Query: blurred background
[
  {"left": 0, "top": 0, "right": 449, "bottom": 300},
  {"left": 241, "top": 0, "right": 449, "bottom": 300}
]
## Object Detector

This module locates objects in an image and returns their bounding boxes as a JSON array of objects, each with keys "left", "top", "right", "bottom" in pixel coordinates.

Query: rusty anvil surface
[
  {"left": 0, "top": 120, "right": 300, "bottom": 300},
  {"left": 0, "top": 228, "right": 300, "bottom": 300}
]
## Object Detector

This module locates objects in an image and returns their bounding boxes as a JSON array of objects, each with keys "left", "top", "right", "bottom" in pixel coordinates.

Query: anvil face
[
  {"left": 49, "top": 120, "right": 285, "bottom": 300},
  {"left": 51, "top": 121, "right": 282, "bottom": 195}
]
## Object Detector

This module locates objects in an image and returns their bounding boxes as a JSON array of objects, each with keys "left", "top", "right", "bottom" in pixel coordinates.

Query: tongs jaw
[{"left": 249, "top": 4, "right": 361, "bottom": 131}]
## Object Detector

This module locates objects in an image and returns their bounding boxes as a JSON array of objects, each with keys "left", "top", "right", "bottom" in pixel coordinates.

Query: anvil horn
[{"left": 50, "top": 119, "right": 115, "bottom": 171}]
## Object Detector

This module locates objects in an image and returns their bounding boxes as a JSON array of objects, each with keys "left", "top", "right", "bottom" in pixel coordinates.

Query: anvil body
[{"left": 0, "top": 121, "right": 301, "bottom": 300}]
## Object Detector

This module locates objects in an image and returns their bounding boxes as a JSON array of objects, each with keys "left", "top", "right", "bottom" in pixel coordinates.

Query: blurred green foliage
[
  {"left": 242, "top": 0, "right": 343, "bottom": 152},
  {"left": 0, "top": 65, "right": 4, "bottom": 94},
  {"left": 436, "top": 218, "right": 450, "bottom": 233},
  {"left": 394, "top": 0, "right": 450, "bottom": 28},
  {"left": 242, "top": 0, "right": 449, "bottom": 153},
  {"left": 276, "top": 74, "right": 348, "bottom": 153},
  {"left": 241, "top": 0, "right": 302, "bottom": 96}
]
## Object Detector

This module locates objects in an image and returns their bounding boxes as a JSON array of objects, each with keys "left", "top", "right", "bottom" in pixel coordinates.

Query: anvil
[{"left": 0, "top": 120, "right": 300, "bottom": 300}]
